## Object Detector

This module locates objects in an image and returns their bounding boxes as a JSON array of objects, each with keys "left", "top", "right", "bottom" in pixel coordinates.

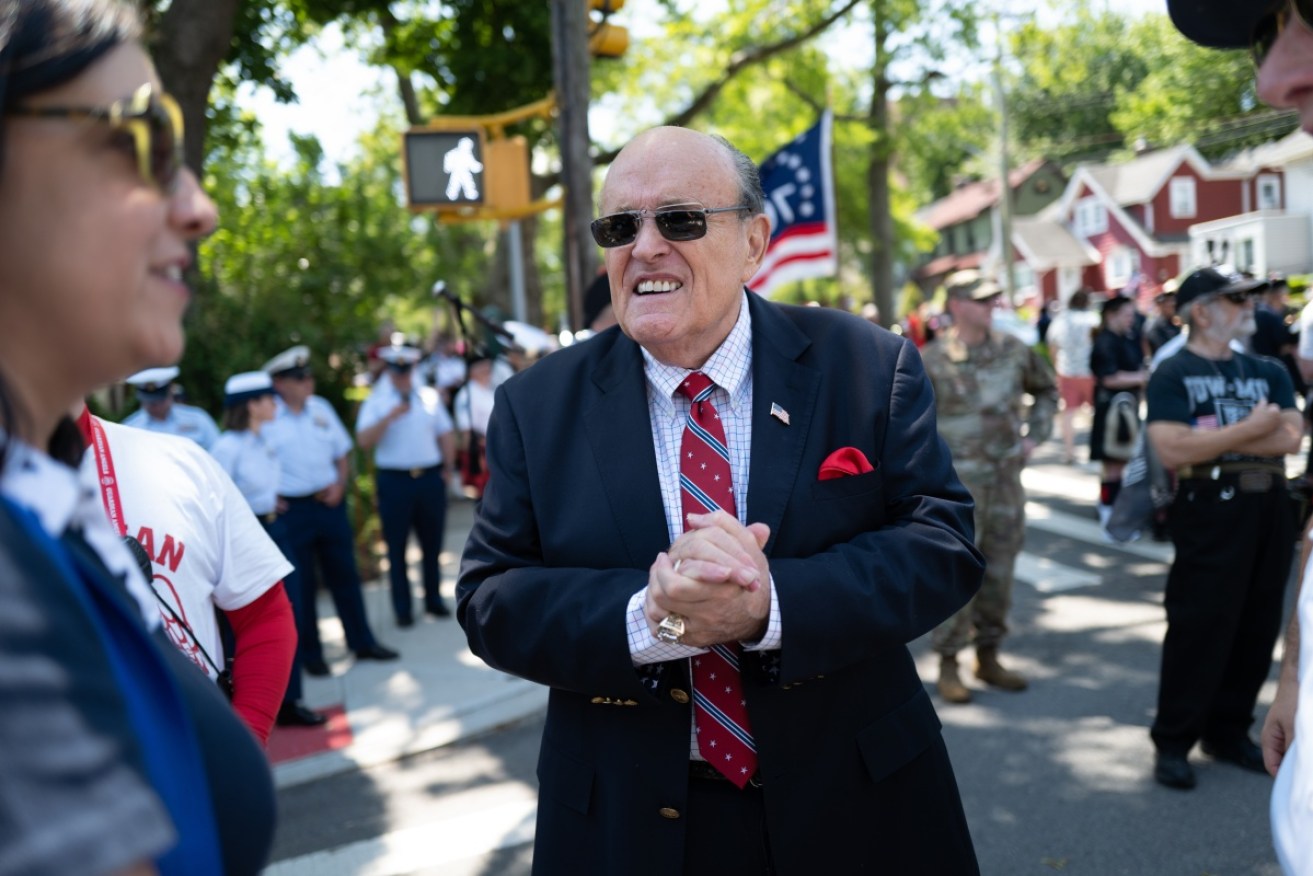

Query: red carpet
[{"left": 266, "top": 704, "right": 352, "bottom": 765}]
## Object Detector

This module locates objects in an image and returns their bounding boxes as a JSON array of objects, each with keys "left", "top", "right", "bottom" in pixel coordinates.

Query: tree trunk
[
  {"left": 866, "top": 3, "right": 896, "bottom": 330},
  {"left": 549, "top": 0, "right": 596, "bottom": 332},
  {"left": 150, "top": 0, "right": 240, "bottom": 176}
]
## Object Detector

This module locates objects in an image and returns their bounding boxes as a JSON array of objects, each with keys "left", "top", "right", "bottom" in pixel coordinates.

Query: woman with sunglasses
[{"left": 0, "top": 2, "right": 274, "bottom": 874}]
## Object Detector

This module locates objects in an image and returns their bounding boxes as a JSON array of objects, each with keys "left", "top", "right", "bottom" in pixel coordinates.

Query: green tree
[
  {"left": 189, "top": 112, "right": 490, "bottom": 419},
  {"left": 1006, "top": 6, "right": 1149, "bottom": 164},
  {"left": 1109, "top": 15, "right": 1296, "bottom": 159}
]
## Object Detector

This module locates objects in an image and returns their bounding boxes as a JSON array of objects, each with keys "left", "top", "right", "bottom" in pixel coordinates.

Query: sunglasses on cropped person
[
  {"left": 1252, "top": 0, "right": 1313, "bottom": 65},
  {"left": 7, "top": 83, "right": 185, "bottom": 191},
  {"left": 1214, "top": 290, "right": 1257, "bottom": 305},
  {"left": 590, "top": 203, "right": 752, "bottom": 248}
]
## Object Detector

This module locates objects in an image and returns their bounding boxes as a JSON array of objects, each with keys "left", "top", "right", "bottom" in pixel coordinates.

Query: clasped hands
[{"left": 644, "top": 510, "right": 771, "bottom": 648}]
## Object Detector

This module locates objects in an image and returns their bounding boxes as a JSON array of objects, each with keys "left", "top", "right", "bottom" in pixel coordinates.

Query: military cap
[
  {"left": 378, "top": 345, "right": 423, "bottom": 368},
  {"left": 945, "top": 269, "right": 1003, "bottom": 302},
  {"left": 125, "top": 365, "right": 180, "bottom": 399},
  {"left": 223, "top": 371, "right": 275, "bottom": 407},
  {"left": 262, "top": 345, "right": 311, "bottom": 379}
]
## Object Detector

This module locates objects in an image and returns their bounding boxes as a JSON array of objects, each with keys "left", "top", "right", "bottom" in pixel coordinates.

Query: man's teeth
[
  {"left": 159, "top": 265, "right": 183, "bottom": 281},
  {"left": 636, "top": 280, "right": 681, "bottom": 294}
]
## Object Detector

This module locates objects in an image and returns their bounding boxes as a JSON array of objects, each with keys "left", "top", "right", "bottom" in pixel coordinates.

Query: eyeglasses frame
[
  {"left": 6, "top": 83, "right": 185, "bottom": 191},
  {"left": 591, "top": 203, "right": 753, "bottom": 248},
  {"left": 1252, "top": 0, "right": 1313, "bottom": 66}
]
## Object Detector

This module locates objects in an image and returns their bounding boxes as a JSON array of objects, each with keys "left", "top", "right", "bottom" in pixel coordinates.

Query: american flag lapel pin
[{"left": 770, "top": 403, "right": 790, "bottom": 425}]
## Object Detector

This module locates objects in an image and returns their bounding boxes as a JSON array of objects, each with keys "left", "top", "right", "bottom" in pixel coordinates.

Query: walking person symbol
[{"left": 443, "top": 137, "right": 483, "bottom": 200}]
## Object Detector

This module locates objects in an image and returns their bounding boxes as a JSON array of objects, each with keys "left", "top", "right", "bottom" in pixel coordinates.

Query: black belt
[
  {"left": 377, "top": 464, "right": 442, "bottom": 479},
  {"left": 1177, "top": 462, "right": 1286, "bottom": 480},
  {"left": 689, "top": 760, "right": 763, "bottom": 789},
  {"left": 278, "top": 493, "right": 318, "bottom": 504}
]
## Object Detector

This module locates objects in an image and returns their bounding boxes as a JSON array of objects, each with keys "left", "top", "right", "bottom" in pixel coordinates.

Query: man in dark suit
[{"left": 457, "top": 126, "right": 984, "bottom": 874}]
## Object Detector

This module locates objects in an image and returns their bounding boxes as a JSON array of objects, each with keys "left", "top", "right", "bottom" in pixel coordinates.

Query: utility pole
[
  {"left": 992, "top": 13, "right": 1017, "bottom": 306},
  {"left": 550, "top": 0, "right": 596, "bottom": 331}
]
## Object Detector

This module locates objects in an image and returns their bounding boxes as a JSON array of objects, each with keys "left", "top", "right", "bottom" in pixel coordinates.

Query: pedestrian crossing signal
[{"left": 403, "top": 128, "right": 486, "bottom": 210}]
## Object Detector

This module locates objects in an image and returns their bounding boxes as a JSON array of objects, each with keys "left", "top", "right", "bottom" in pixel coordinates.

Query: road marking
[
  {"left": 266, "top": 796, "right": 538, "bottom": 876},
  {"left": 1024, "top": 503, "right": 1174, "bottom": 563},
  {"left": 1014, "top": 552, "right": 1102, "bottom": 593}
]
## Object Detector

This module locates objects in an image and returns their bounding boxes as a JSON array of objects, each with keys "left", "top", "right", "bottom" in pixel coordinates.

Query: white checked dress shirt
[{"left": 622, "top": 293, "right": 783, "bottom": 760}]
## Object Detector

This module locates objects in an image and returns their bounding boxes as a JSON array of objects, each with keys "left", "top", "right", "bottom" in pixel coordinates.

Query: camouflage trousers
[{"left": 932, "top": 458, "right": 1026, "bottom": 656}]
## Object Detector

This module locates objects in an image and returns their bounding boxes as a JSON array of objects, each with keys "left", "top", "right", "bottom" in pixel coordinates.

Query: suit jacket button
[
  {"left": 670, "top": 689, "right": 690, "bottom": 704},
  {"left": 659, "top": 808, "right": 681, "bottom": 820}
]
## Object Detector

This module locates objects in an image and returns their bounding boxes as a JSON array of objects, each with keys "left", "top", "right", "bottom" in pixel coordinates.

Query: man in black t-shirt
[{"left": 1145, "top": 266, "right": 1303, "bottom": 792}]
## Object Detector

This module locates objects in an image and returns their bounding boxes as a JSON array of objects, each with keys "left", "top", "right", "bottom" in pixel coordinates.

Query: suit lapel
[
  {"left": 744, "top": 294, "right": 818, "bottom": 555},
  {"left": 583, "top": 333, "right": 672, "bottom": 567}
]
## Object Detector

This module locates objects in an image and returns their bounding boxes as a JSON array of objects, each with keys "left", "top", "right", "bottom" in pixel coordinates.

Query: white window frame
[
  {"left": 1257, "top": 174, "right": 1281, "bottom": 210},
  {"left": 1075, "top": 197, "right": 1107, "bottom": 237},
  {"left": 1106, "top": 246, "right": 1140, "bottom": 289},
  {"left": 1169, "top": 177, "right": 1197, "bottom": 219},
  {"left": 1239, "top": 238, "right": 1256, "bottom": 273}
]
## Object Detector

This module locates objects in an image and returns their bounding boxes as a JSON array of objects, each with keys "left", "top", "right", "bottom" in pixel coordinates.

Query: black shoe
[
  {"left": 425, "top": 601, "right": 452, "bottom": 618},
  {"left": 304, "top": 659, "right": 331, "bottom": 677},
  {"left": 354, "top": 644, "right": 400, "bottom": 662},
  {"left": 276, "top": 702, "right": 328, "bottom": 727},
  {"left": 1154, "top": 752, "right": 1196, "bottom": 790},
  {"left": 1201, "top": 738, "right": 1267, "bottom": 774},
  {"left": 397, "top": 616, "right": 415, "bottom": 628}
]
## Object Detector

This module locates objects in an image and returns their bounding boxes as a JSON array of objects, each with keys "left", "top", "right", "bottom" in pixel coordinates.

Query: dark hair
[
  {"left": 1068, "top": 289, "right": 1091, "bottom": 311},
  {"left": 1100, "top": 294, "right": 1133, "bottom": 323},
  {"left": 0, "top": 0, "right": 140, "bottom": 470},
  {"left": 221, "top": 403, "right": 253, "bottom": 433}
]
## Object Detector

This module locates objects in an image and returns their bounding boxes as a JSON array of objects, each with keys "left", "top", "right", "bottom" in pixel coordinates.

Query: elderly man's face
[
  {"left": 1257, "top": 4, "right": 1313, "bottom": 130},
  {"left": 599, "top": 128, "right": 769, "bottom": 369}
]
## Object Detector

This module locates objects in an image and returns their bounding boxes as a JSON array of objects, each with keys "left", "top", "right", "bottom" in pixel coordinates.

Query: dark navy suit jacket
[{"left": 458, "top": 292, "right": 984, "bottom": 874}]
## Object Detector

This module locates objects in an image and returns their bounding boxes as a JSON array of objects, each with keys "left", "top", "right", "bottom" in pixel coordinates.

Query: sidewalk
[{"left": 268, "top": 496, "right": 548, "bottom": 790}]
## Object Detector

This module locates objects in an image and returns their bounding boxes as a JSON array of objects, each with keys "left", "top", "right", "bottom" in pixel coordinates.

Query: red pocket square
[{"left": 818, "top": 447, "right": 874, "bottom": 481}]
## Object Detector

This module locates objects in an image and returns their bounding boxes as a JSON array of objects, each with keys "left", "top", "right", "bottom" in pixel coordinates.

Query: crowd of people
[{"left": 2, "top": 0, "right": 1312, "bottom": 874}]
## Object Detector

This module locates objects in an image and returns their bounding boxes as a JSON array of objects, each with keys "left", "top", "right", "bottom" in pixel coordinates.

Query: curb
[{"left": 273, "top": 680, "right": 548, "bottom": 789}]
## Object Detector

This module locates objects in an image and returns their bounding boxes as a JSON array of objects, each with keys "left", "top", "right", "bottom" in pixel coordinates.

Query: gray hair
[{"left": 711, "top": 134, "right": 765, "bottom": 216}]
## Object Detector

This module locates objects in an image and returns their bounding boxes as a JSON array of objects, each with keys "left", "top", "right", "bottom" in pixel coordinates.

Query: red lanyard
[{"left": 86, "top": 416, "right": 127, "bottom": 537}]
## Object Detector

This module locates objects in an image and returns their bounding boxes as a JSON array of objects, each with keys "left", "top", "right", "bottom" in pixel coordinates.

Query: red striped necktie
[{"left": 677, "top": 371, "right": 757, "bottom": 788}]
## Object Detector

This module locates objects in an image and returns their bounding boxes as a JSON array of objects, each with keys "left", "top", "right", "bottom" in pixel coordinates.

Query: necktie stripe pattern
[{"left": 677, "top": 371, "right": 757, "bottom": 788}]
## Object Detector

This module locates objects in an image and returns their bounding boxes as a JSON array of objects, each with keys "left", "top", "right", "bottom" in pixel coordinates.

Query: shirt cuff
[
  {"left": 742, "top": 573, "right": 782, "bottom": 652},
  {"left": 626, "top": 590, "right": 706, "bottom": 665}
]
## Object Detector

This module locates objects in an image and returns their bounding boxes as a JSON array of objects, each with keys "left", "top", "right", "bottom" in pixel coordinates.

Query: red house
[{"left": 1006, "top": 145, "right": 1270, "bottom": 306}]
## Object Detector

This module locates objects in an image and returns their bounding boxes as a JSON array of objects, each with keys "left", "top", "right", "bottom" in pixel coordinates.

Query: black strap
[{"left": 123, "top": 535, "right": 226, "bottom": 681}]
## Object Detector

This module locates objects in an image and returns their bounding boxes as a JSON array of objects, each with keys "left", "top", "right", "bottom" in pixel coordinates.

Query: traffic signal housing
[{"left": 587, "top": 0, "right": 629, "bottom": 59}]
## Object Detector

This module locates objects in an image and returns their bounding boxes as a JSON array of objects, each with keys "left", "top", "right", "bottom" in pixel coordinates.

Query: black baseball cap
[
  {"left": 1175, "top": 266, "right": 1271, "bottom": 309},
  {"left": 1166, "top": 0, "right": 1283, "bottom": 49}
]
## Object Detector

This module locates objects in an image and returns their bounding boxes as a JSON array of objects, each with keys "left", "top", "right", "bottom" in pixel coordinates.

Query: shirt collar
[
  {"left": 0, "top": 441, "right": 82, "bottom": 536},
  {"left": 642, "top": 292, "right": 753, "bottom": 406}
]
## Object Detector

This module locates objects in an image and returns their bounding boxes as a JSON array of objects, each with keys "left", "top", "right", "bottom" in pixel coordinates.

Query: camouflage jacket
[{"left": 921, "top": 329, "right": 1058, "bottom": 478}]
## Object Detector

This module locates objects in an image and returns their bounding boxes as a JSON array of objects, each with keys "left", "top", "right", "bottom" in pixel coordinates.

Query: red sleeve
[{"left": 223, "top": 583, "right": 296, "bottom": 745}]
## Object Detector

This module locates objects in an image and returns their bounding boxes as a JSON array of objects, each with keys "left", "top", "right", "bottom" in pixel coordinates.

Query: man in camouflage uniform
[{"left": 922, "top": 271, "right": 1058, "bottom": 704}]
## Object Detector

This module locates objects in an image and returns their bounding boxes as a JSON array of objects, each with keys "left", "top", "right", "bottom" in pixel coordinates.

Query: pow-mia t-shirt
[{"left": 1146, "top": 348, "right": 1295, "bottom": 464}]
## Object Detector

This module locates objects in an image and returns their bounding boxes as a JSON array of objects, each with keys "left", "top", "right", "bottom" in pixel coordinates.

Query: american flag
[{"left": 748, "top": 111, "right": 838, "bottom": 298}]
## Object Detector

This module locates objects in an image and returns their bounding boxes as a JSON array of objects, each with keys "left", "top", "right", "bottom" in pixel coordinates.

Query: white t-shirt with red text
[{"left": 95, "top": 418, "right": 292, "bottom": 678}]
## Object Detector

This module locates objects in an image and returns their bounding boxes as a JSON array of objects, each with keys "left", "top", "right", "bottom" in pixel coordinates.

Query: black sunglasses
[
  {"left": 1216, "top": 290, "right": 1255, "bottom": 305},
  {"left": 590, "top": 204, "right": 752, "bottom": 248},
  {"left": 7, "top": 83, "right": 185, "bottom": 191},
  {"left": 1253, "top": 0, "right": 1312, "bottom": 65}
]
